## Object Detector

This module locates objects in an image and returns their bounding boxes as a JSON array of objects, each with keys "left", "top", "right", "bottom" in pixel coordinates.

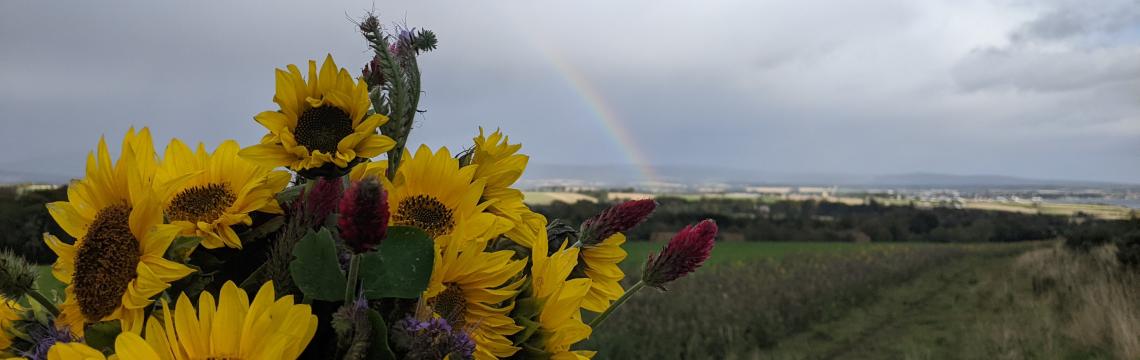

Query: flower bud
[
  {"left": 0, "top": 251, "right": 37, "bottom": 300},
  {"left": 546, "top": 219, "right": 579, "bottom": 254},
  {"left": 359, "top": 14, "right": 380, "bottom": 34},
  {"left": 578, "top": 199, "right": 656, "bottom": 246},
  {"left": 338, "top": 177, "right": 389, "bottom": 254},
  {"left": 642, "top": 220, "right": 717, "bottom": 290},
  {"left": 362, "top": 55, "right": 385, "bottom": 87},
  {"left": 302, "top": 177, "right": 343, "bottom": 227}
]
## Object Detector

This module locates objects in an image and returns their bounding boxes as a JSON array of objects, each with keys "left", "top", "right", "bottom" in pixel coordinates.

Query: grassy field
[
  {"left": 591, "top": 241, "right": 1057, "bottom": 359},
  {"left": 619, "top": 241, "right": 923, "bottom": 270}
]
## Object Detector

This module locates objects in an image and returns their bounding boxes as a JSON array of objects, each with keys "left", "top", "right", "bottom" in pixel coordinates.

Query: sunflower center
[
  {"left": 167, "top": 183, "right": 237, "bottom": 224},
  {"left": 73, "top": 204, "right": 140, "bottom": 321},
  {"left": 430, "top": 284, "right": 466, "bottom": 327},
  {"left": 295, "top": 105, "right": 354, "bottom": 154},
  {"left": 393, "top": 195, "right": 455, "bottom": 238}
]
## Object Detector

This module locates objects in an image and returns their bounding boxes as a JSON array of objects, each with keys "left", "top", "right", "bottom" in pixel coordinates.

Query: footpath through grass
[
  {"left": 592, "top": 242, "right": 1050, "bottom": 359},
  {"left": 765, "top": 249, "right": 1029, "bottom": 359}
]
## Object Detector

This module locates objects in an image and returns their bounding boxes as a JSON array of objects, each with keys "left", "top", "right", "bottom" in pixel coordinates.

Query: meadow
[
  {"left": 618, "top": 241, "right": 926, "bottom": 270},
  {"left": 593, "top": 240, "right": 1048, "bottom": 359}
]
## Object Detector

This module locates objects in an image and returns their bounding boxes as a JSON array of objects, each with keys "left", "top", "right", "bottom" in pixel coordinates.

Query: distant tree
[{"left": 907, "top": 212, "right": 940, "bottom": 234}]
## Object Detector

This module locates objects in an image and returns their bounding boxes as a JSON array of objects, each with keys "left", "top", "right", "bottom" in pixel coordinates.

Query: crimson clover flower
[
  {"left": 337, "top": 177, "right": 388, "bottom": 254},
  {"left": 642, "top": 219, "right": 718, "bottom": 289}
]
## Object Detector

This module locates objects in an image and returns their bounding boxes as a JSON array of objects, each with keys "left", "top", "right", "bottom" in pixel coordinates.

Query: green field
[{"left": 618, "top": 241, "right": 922, "bottom": 270}]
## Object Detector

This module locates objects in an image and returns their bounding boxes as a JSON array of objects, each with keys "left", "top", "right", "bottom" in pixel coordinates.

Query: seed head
[
  {"left": 359, "top": 14, "right": 381, "bottom": 34},
  {"left": 642, "top": 220, "right": 717, "bottom": 290},
  {"left": 0, "top": 250, "right": 37, "bottom": 300}
]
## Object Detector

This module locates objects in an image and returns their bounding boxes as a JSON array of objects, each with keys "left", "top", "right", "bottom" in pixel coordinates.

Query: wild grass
[
  {"left": 588, "top": 243, "right": 988, "bottom": 359},
  {"left": 1011, "top": 244, "right": 1140, "bottom": 359}
]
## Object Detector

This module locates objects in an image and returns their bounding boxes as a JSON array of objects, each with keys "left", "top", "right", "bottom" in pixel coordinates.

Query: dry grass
[
  {"left": 520, "top": 191, "right": 598, "bottom": 205},
  {"left": 1012, "top": 244, "right": 1140, "bottom": 359}
]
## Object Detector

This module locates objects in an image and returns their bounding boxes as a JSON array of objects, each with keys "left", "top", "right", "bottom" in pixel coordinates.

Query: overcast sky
[{"left": 1, "top": 0, "right": 1138, "bottom": 183}]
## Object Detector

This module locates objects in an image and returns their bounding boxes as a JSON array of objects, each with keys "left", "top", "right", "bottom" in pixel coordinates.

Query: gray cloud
[{"left": 0, "top": 0, "right": 1137, "bottom": 183}]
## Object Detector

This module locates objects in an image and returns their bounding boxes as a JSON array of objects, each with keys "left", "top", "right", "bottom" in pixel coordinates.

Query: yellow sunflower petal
[{"left": 238, "top": 144, "right": 295, "bottom": 168}]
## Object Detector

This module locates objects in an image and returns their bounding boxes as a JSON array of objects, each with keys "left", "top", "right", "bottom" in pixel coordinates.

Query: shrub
[
  {"left": 1064, "top": 224, "right": 1114, "bottom": 252},
  {"left": 1115, "top": 231, "right": 1140, "bottom": 269}
]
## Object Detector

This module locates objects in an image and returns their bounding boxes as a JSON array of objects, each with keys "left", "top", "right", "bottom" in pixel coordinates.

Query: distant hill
[{"left": 522, "top": 164, "right": 1136, "bottom": 189}]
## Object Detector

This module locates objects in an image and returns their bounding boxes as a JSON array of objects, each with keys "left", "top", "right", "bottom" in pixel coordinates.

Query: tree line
[
  {"left": 0, "top": 186, "right": 69, "bottom": 263},
  {"left": 533, "top": 197, "right": 1138, "bottom": 243}
]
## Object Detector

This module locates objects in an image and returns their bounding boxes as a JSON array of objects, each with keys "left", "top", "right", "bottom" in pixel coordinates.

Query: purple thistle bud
[
  {"left": 578, "top": 199, "right": 657, "bottom": 246},
  {"left": 21, "top": 323, "right": 77, "bottom": 360},
  {"left": 393, "top": 316, "right": 475, "bottom": 360},
  {"left": 338, "top": 177, "right": 388, "bottom": 254},
  {"left": 642, "top": 220, "right": 717, "bottom": 290},
  {"left": 302, "top": 177, "right": 342, "bottom": 227}
]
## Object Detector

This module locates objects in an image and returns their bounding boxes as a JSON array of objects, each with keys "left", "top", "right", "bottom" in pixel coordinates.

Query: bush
[
  {"left": 1116, "top": 231, "right": 1140, "bottom": 269},
  {"left": 1064, "top": 223, "right": 1114, "bottom": 252}
]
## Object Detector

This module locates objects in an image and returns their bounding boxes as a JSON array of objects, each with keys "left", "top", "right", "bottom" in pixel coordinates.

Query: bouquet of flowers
[{"left": 0, "top": 12, "right": 717, "bottom": 360}]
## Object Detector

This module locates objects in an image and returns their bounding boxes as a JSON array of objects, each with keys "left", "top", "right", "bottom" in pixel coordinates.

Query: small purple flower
[
  {"left": 393, "top": 316, "right": 475, "bottom": 360},
  {"left": 21, "top": 323, "right": 77, "bottom": 360}
]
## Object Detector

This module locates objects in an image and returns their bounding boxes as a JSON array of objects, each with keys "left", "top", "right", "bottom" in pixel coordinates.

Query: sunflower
[
  {"left": 423, "top": 229, "right": 527, "bottom": 360},
  {"left": 0, "top": 300, "right": 23, "bottom": 355},
  {"left": 45, "top": 342, "right": 105, "bottom": 360},
  {"left": 383, "top": 145, "right": 510, "bottom": 245},
  {"left": 529, "top": 222, "right": 595, "bottom": 360},
  {"left": 470, "top": 128, "right": 545, "bottom": 248},
  {"left": 348, "top": 160, "right": 387, "bottom": 182},
  {"left": 155, "top": 139, "right": 292, "bottom": 249},
  {"left": 43, "top": 129, "right": 195, "bottom": 336},
  {"left": 40, "top": 281, "right": 316, "bottom": 360},
  {"left": 578, "top": 233, "right": 628, "bottom": 313},
  {"left": 239, "top": 54, "right": 396, "bottom": 177}
]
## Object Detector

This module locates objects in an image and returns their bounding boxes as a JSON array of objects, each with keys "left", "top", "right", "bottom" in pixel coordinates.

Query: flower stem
[
  {"left": 344, "top": 254, "right": 362, "bottom": 304},
  {"left": 27, "top": 289, "right": 59, "bottom": 316},
  {"left": 587, "top": 280, "right": 645, "bottom": 329}
]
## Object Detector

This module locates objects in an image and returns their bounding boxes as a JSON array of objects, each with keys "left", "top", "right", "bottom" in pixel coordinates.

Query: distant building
[
  {"left": 2, "top": 183, "right": 63, "bottom": 198},
  {"left": 745, "top": 186, "right": 792, "bottom": 195},
  {"left": 607, "top": 192, "right": 656, "bottom": 201},
  {"left": 796, "top": 186, "right": 836, "bottom": 197}
]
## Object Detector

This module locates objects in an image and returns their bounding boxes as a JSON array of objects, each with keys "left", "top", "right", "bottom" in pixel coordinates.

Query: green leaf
[
  {"left": 290, "top": 228, "right": 346, "bottom": 301},
  {"left": 276, "top": 184, "right": 304, "bottom": 205},
  {"left": 242, "top": 215, "right": 286, "bottom": 241},
  {"left": 84, "top": 321, "right": 122, "bottom": 353},
  {"left": 359, "top": 226, "right": 434, "bottom": 299},
  {"left": 164, "top": 236, "right": 201, "bottom": 263},
  {"left": 513, "top": 317, "right": 541, "bottom": 345},
  {"left": 366, "top": 309, "right": 397, "bottom": 360}
]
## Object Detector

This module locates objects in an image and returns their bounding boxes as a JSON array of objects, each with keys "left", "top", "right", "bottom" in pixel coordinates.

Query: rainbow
[{"left": 528, "top": 42, "right": 660, "bottom": 184}]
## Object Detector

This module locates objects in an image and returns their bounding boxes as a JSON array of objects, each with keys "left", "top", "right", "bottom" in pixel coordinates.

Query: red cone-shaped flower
[
  {"left": 578, "top": 199, "right": 657, "bottom": 246},
  {"left": 642, "top": 219, "right": 717, "bottom": 289},
  {"left": 338, "top": 177, "right": 388, "bottom": 254},
  {"left": 303, "top": 177, "right": 343, "bottom": 226}
]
